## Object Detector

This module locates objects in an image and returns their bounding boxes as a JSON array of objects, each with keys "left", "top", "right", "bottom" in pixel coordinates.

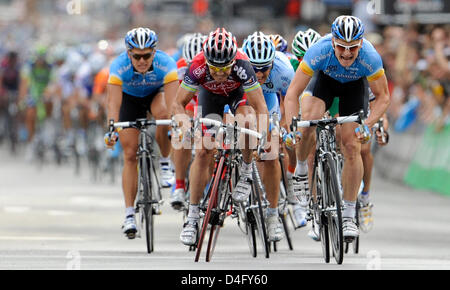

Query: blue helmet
[
  {"left": 331, "top": 16, "right": 364, "bottom": 42},
  {"left": 125, "top": 28, "right": 158, "bottom": 50},
  {"left": 242, "top": 32, "right": 276, "bottom": 66}
]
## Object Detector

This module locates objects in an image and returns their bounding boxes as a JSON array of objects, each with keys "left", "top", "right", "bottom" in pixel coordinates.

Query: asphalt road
[{"left": 1, "top": 145, "right": 450, "bottom": 270}]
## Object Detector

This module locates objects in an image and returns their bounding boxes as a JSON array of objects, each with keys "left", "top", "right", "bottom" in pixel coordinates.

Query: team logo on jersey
[
  {"left": 193, "top": 64, "right": 207, "bottom": 78},
  {"left": 233, "top": 65, "right": 248, "bottom": 80},
  {"left": 266, "top": 82, "right": 274, "bottom": 89},
  {"left": 326, "top": 65, "right": 338, "bottom": 71}
]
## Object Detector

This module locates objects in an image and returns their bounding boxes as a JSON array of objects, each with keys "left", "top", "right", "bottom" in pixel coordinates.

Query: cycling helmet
[
  {"left": 292, "top": 28, "right": 321, "bottom": 59},
  {"left": 203, "top": 28, "right": 238, "bottom": 66},
  {"left": 331, "top": 16, "right": 364, "bottom": 42},
  {"left": 242, "top": 31, "right": 276, "bottom": 66},
  {"left": 182, "top": 33, "right": 206, "bottom": 63},
  {"left": 125, "top": 27, "right": 158, "bottom": 50},
  {"left": 269, "top": 34, "right": 288, "bottom": 52}
]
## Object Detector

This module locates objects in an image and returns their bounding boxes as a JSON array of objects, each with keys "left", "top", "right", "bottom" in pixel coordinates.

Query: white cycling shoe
[
  {"left": 343, "top": 217, "right": 359, "bottom": 241},
  {"left": 180, "top": 220, "right": 198, "bottom": 246},
  {"left": 292, "top": 204, "right": 308, "bottom": 228},
  {"left": 170, "top": 188, "right": 186, "bottom": 210},
  {"left": 122, "top": 215, "right": 137, "bottom": 239},
  {"left": 266, "top": 215, "right": 285, "bottom": 242}
]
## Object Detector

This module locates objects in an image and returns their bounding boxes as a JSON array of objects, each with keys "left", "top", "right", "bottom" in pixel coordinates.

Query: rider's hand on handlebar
[
  {"left": 104, "top": 131, "right": 119, "bottom": 149},
  {"left": 355, "top": 124, "right": 371, "bottom": 144}
]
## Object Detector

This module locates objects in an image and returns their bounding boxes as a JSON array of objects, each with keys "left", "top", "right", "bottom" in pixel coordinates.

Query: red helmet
[{"left": 203, "top": 28, "right": 237, "bottom": 66}]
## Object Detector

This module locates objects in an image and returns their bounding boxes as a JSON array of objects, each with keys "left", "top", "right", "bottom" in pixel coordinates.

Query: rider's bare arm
[
  {"left": 284, "top": 68, "right": 312, "bottom": 131},
  {"left": 366, "top": 74, "right": 390, "bottom": 128}
]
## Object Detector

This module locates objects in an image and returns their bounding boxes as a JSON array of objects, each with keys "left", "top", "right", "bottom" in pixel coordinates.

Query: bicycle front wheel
[
  {"left": 195, "top": 156, "right": 225, "bottom": 262},
  {"left": 140, "top": 156, "right": 155, "bottom": 254},
  {"left": 324, "top": 154, "right": 344, "bottom": 264}
]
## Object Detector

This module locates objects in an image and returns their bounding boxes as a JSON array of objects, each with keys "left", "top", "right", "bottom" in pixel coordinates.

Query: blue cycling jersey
[
  {"left": 300, "top": 34, "right": 385, "bottom": 83},
  {"left": 261, "top": 51, "right": 295, "bottom": 119},
  {"left": 263, "top": 51, "right": 295, "bottom": 96},
  {"left": 108, "top": 50, "right": 178, "bottom": 98}
]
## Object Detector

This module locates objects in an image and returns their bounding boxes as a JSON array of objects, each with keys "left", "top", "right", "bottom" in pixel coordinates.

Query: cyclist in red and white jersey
[{"left": 172, "top": 28, "right": 277, "bottom": 246}]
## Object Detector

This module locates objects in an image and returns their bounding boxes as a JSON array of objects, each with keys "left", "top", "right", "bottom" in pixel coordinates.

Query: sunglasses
[
  {"left": 129, "top": 51, "right": 154, "bottom": 61},
  {"left": 206, "top": 61, "right": 235, "bottom": 72},
  {"left": 333, "top": 41, "right": 361, "bottom": 53},
  {"left": 252, "top": 63, "right": 272, "bottom": 73}
]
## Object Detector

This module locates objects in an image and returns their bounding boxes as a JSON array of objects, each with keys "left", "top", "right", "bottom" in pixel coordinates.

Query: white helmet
[
  {"left": 292, "top": 28, "right": 321, "bottom": 59},
  {"left": 182, "top": 33, "right": 206, "bottom": 63},
  {"left": 125, "top": 27, "right": 158, "bottom": 50},
  {"left": 242, "top": 31, "right": 276, "bottom": 66}
]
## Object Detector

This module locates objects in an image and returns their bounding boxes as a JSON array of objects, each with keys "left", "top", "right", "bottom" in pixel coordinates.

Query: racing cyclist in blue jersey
[
  {"left": 105, "top": 28, "right": 179, "bottom": 239},
  {"left": 242, "top": 32, "right": 307, "bottom": 231},
  {"left": 284, "top": 16, "right": 390, "bottom": 241}
]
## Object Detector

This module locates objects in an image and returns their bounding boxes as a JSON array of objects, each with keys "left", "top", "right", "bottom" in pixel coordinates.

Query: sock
[
  {"left": 295, "top": 160, "right": 308, "bottom": 176},
  {"left": 266, "top": 207, "right": 279, "bottom": 218},
  {"left": 176, "top": 179, "right": 185, "bottom": 190},
  {"left": 343, "top": 200, "right": 356, "bottom": 219},
  {"left": 287, "top": 164, "right": 296, "bottom": 174},
  {"left": 125, "top": 207, "right": 135, "bottom": 218},
  {"left": 187, "top": 204, "right": 200, "bottom": 222}
]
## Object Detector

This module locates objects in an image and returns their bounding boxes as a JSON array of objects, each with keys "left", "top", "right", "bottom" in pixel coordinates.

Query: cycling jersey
[
  {"left": 261, "top": 51, "right": 295, "bottom": 118},
  {"left": 299, "top": 34, "right": 385, "bottom": 83},
  {"left": 75, "top": 61, "right": 94, "bottom": 98},
  {"left": 176, "top": 57, "right": 188, "bottom": 81},
  {"left": 176, "top": 57, "right": 197, "bottom": 113},
  {"left": 21, "top": 61, "right": 55, "bottom": 101},
  {"left": 263, "top": 51, "right": 295, "bottom": 96},
  {"left": 93, "top": 67, "right": 109, "bottom": 96},
  {"left": 108, "top": 50, "right": 178, "bottom": 97},
  {"left": 181, "top": 51, "right": 260, "bottom": 96},
  {"left": 0, "top": 58, "right": 20, "bottom": 91},
  {"left": 290, "top": 58, "right": 300, "bottom": 72}
]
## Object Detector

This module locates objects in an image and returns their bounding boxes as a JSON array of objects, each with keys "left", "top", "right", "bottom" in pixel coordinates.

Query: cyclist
[
  {"left": 18, "top": 45, "right": 55, "bottom": 160},
  {"left": 171, "top": 33, "right": 207, "bottom": 210},
  {"left": 358, "top": 113, "right": 389, "bottom": 233},
  {"left": 242, "top": 31, "right": 303, "bottom": 230},
  {"left": 290, "top": 29, "right": 322, "bottom": 71},
  {"left": 172, "top": 28, "right": 271, "bottom": 246},
  {"left": 105, "top": 28, "right": 179, "bottom": 239},
  {"left": 284, "top": 16, "right": 390, "bottom": 241},
  {"left": 0, "top": 51, "right": 21, "bottom": 148}
]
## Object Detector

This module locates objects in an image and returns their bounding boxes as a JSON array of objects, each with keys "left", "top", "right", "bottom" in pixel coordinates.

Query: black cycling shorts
[
  {"left": 119, "top": 88, "right": 163, "bottom": 122},
  {"left": 196, "top": 86, "right": 247, "bottom": 119},
  {"left": 304, "top": 71, "right": 369, "bottom": 117}
]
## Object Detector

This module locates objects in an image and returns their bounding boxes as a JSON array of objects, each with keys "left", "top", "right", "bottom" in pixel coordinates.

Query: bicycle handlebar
[
  {"left": 199, "top": 118, "right": 263, "bottom": 139},
  {"left": 293, "top": 115, "right": 360, "bottom": 129}
]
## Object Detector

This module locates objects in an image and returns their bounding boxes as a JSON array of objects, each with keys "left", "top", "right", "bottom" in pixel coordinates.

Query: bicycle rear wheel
[
  {"left": 195, "top": 156, "right": 225, "bottom": 262},
  {"left": 278, "top": 179, "right": 294, "bottom": 250},
  {"left": 324, "top": 154, "right": 344, "bottom": 264}
]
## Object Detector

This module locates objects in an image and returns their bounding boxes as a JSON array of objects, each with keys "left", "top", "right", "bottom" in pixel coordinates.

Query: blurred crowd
[
  {"left": 0, "top": 1, "right": 448, "bottom": 168},
  {"left": 378, "top": 24, "right": 450, "bottom": 133}
]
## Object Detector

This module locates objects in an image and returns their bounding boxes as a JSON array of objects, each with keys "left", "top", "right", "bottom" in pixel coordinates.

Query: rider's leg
[
  {"left": 118, "top": 128, "right": 140, "bottom": 209},
  {"left": 151, "top": 92, "right": 171, "bottom": 158},
  {"left": 360, "top": 141, "right": 373, "bottom": 204}
]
